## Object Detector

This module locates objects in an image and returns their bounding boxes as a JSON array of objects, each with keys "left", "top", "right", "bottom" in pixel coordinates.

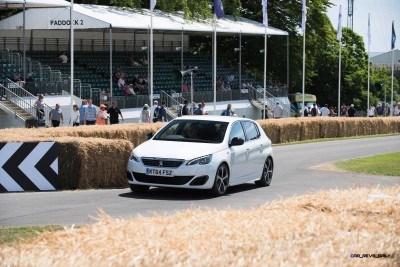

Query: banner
[
  {"left": 392, "top": 21, "right": 396, "bottom": 50},
  {"left": 302, "top": 0, "right": 307, "bottom": 34},
  {"left": 262, "top": 0, "right": 268, "bottom": 26},
  {"left": 150, "top": 0, "right": 156, "bottom": 11},
  {"left": 214, "top": 0, "right": 225, "bottom": 19},
  {"left": 337, "top": 5, "right": 342, "bottom": 40}
]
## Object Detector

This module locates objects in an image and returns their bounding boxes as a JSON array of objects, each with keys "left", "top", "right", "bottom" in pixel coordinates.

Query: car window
[
  {"left": 154, "top": 120, "right": 228, "bottom": 143},
  {"left": 241, "top": 121, "right": 260, "bottom": 141},
  {"left": 229, "top": 121, "right": 245, "bottom": 143}
]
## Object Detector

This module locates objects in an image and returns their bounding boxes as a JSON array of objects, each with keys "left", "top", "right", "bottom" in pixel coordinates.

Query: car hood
[{"left": 134, "top": 140, "right": 226, "bottom": 160}]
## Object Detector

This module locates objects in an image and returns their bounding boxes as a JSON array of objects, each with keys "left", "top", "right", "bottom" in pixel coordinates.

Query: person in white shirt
[
  {"left": 151, "top": 100, "right": 159, "bottom": 122},
  {"left": 69, "top": 104, "right": 80, "bottom": 126},
  {"left": 368, "top": 105, "right": 375, "bottom": 117},
  {"left": 320, "top": 104, "right": 329, "bottom": 116},
  {"left": 273, "top": 102, "right": 284, "bottom": 119},
  {"left": 59, "top": 52, "right": 68, "bottom": 64}
]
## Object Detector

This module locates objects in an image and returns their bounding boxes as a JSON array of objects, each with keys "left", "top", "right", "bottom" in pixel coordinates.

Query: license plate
[{"left": 146, "top": 168, "right": 174, "bottom": 177}]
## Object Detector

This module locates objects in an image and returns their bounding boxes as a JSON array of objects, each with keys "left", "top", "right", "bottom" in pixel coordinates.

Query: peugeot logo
[{"left": 158, "top": 161, "right": 163, "bottom": 167}]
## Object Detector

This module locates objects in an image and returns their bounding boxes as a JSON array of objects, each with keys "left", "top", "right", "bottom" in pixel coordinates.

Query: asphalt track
[{"left": 0, "top": 135, "right": 399, "bottom": 227}]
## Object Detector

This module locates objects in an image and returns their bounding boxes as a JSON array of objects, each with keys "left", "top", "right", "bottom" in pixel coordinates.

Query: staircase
[
  {"left": 0, "top": 81, "right": 51, "bottom": 127},
  {"left": 250, "top": 98, "right": 273, "bottom": 119},
  {"left": 160, "top": 90, "right": 186, "bottom": 120},
  {"left": 248, "top": 86, "right": 294, "bottom": 118}
]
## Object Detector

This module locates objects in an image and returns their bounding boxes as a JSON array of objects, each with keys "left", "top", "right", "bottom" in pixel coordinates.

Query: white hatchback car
[{"left": 127, "top": 116, "right": 273, "bottom": 196}]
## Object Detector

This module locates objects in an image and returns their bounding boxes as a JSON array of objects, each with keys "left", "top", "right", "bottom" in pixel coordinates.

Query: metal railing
[
  {"left": 3, "top": 79, "right": 52, "bottom": 126},
  {"left": 248, "top": 86, "right": 294, "bottom": 118},
  {"left": 160, "top": 90, "right": 185, "bottom": 118}
]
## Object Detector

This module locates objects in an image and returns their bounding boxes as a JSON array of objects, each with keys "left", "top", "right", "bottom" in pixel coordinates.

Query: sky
[{"left": 326, "top": 0, "right": 400, "bottom": 53}]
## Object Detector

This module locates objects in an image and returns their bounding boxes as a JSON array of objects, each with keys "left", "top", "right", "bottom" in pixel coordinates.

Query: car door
[
  {"left": 228, "top": 121, "right": 249, "bottom": 185},
  {"left": 241, "top": 121, "right": 264, "bottom": 180}
]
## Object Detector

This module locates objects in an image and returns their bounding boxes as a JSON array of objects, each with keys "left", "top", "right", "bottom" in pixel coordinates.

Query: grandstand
[{"left": 0, "top": 4, "right": 293, "bottom": 127}]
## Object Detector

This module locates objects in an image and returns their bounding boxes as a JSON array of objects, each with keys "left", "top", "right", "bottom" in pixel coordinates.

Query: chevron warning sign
[{"left": 0, "top": 142, "right": 59, "bottom": 192}]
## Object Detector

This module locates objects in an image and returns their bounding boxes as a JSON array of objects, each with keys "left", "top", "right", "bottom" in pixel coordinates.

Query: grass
[
  {"left": 335, "top": 152, "right": 400, "bottom": 176},
  {"left": 0, "top": 225, "right": 64, "bottom": 245},
  {"left": 273, "top": 133, "right": 399, "bottom": 146}
]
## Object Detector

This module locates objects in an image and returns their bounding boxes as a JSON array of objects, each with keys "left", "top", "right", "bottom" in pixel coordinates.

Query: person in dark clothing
[
  {"left": 107, "top": 101, "right": 124, "bottom": 124},
  {"left": 180, "top": 99, "right": 190, "bottom": 116},
  {"left": 348, "top": 104, "right": 356, "bottom": 117}
]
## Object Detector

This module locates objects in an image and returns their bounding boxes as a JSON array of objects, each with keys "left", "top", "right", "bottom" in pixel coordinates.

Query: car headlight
[
  {"left": 130, "top": 153, "right": 140, "bottom": 162},
  {"left": 187, "top": 154, "right": 213, "bottom": 165}
]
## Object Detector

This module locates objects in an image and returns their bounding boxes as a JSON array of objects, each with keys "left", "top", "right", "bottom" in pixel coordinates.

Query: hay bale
[
  {"left": 0, "top": 186, "right": 398, "bottom": 266},
  {"left": 0, "top": 136, "right": 133, "bottom": 190}
]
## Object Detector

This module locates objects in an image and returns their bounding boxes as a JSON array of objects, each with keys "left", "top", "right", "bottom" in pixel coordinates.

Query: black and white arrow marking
[{"left": 0, "top": 142, "right": 58, "bottom": 192}]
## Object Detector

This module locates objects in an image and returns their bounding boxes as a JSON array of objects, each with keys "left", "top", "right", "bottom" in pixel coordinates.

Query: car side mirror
[
  {"left": 146, "top": 132, "right": 154, "bottom": 140},
  {"left": 229, "top": 137, "right": 244, "bottom": 147}
]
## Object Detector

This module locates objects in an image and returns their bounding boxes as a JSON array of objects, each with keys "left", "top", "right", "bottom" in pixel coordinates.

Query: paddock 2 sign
[
  {"left": 49, "top": 19, "right": 84, "bottom": 26},
  {"left": 0, "top": 142, "right": 59, "bottom": 192}
]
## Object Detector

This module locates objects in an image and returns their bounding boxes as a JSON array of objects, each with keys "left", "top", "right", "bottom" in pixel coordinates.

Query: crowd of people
[
  {"left": 33, "top": 95, "right": 124, "bottom": 127},
  {"left": 31, "top": 93, "right": 400, "bottom": 128},
  {"left": 113, "top": 65, "right": 148, "bottom": 96}
]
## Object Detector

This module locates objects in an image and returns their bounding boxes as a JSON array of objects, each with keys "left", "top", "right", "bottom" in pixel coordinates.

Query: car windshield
[{"left": 153, "top": 120, "right": 228, "bottom": 143}]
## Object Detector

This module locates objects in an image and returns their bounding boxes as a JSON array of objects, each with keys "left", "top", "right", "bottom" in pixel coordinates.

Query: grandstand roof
[
  {"left": 0, "top": 4, "right": 288, "bottom": 36},
  {"left": 0, "top": 0, "right": 70, "bottom": 9}
]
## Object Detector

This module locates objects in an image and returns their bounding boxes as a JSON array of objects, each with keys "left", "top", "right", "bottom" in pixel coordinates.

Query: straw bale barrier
[
  {"left": 1, "top": 186, "right": 399, "bottom": 266},
  {"left": 0, "top": 136, "right": 132, "bottom": 190}
]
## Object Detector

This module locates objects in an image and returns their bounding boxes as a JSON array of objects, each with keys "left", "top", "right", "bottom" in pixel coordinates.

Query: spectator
[
  {"left": 139, "top": 104, "right": 151, "bottom": 123},
  {"left": 157, "top": 101, "right": 168, "bottom": 122},
  {"left": 190, "top": 102, "right": 196, "bottom": 115},
  {"left": 320, "top": 104, "right": 329, "bottom": 117},
  {"left": 310, "top": 104, "right": 319, "bottom": 117},
  {"left": 96, "top": 104, "right": 109, "bottom": 125},
  {"left": 124, "top": 84, "right": 135, "bottom": 96},
  {"left": 368, "top": 105, "right": 376, "bottom": 117},
  {"left": 194, "top": 103, "right": 204, "bottom": 115},
  {"left": 329, "top": 106, "right": 337, "bottom": 117},
  {"left": 180, "top": 100, "right": 190, "bottom": 116},
  {"left": 182, "top": 81, "right": 189, "bottom": 92},
  {"left": 118, "top": 73, "right": 126, "bottom": 89},
  {"left": 273, "top": 102, "right": 284, "bottom": 118},
  {"left": 261, "top": 105, "right": 269, "bottom": 119},
  {"left": 393, "top": 104, "right": 399, "bottom": 116},
  {"left": 151, "top": 100, "right": 159, "bottom": 122},
  {"left": 34, "top": 94, "right": 45, "bottom": 120},
  {"left": 340, "top": 103, "right": 348, "bottom": 117},
  {"left": 49, "top": 103, "right": 63, "bottom": 127},
  {"left": 59, "top": 52, "right": 68, "bottom": 64},
  {"left": 107, "top": 101, "right": 123, "bottom": 124},
  {"left": 303, "top": 106, "right": 310, "bottom": 117},
  {"left": 348, "top": 104, "right": 356, "bottom": 117},
  {"left": 84, "top": 99, "right": 97, "bottom": 125},
  {"left": 79, "top": 99, "right": 87, "bottom": 125},
  {"left": 69, "top": 104, "right": 80, "bottom": 126},
  {"left": 376, "top": 104, "right": 384, "bottom": 117},
  {"left": 221, "top": 104, "right": 233, "bottom": 116},
  {"left": 11, "top": 74, "right": 25, "bottom": 87}
]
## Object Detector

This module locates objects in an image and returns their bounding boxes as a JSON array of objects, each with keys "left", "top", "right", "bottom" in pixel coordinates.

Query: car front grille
[
  {"left": 141, "top": 158, "right": 184, "bottom": 168},
  {"left": 132, "top": 172, "right": 194, "bottom": 185}
]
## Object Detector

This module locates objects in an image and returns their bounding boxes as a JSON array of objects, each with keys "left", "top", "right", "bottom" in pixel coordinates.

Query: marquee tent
[
  {"left": 0, "top": 0, "right": 70, "bottom": 9},
  {"left": 0, "top": 4, "right": 288, "bottom": 36}
]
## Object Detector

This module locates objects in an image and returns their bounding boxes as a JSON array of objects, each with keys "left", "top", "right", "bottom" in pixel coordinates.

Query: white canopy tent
[
  {"left": 0, "top": 4, "right": 288, "bottom": 109},
  {"left": 0, "top": 4, "right": 288, "bottom": 35},
  {"left": 0, "top": 0, "right": 70, "bottom": 9}
]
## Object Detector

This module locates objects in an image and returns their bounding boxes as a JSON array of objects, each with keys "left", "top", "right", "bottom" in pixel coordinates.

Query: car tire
[
  {"left": 255, "top": 157, "right": 273, "bottom": 187},
  {"left": 210, "top": 163, "right": 230, "bottom": 197},
  {"left": 129, "top": 183, "right": 150, "bottom": 193}
]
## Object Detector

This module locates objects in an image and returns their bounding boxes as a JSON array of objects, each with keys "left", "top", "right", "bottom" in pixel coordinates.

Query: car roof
[{"left": 172, "top": 115, "right": 253, "bottom": 123}]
